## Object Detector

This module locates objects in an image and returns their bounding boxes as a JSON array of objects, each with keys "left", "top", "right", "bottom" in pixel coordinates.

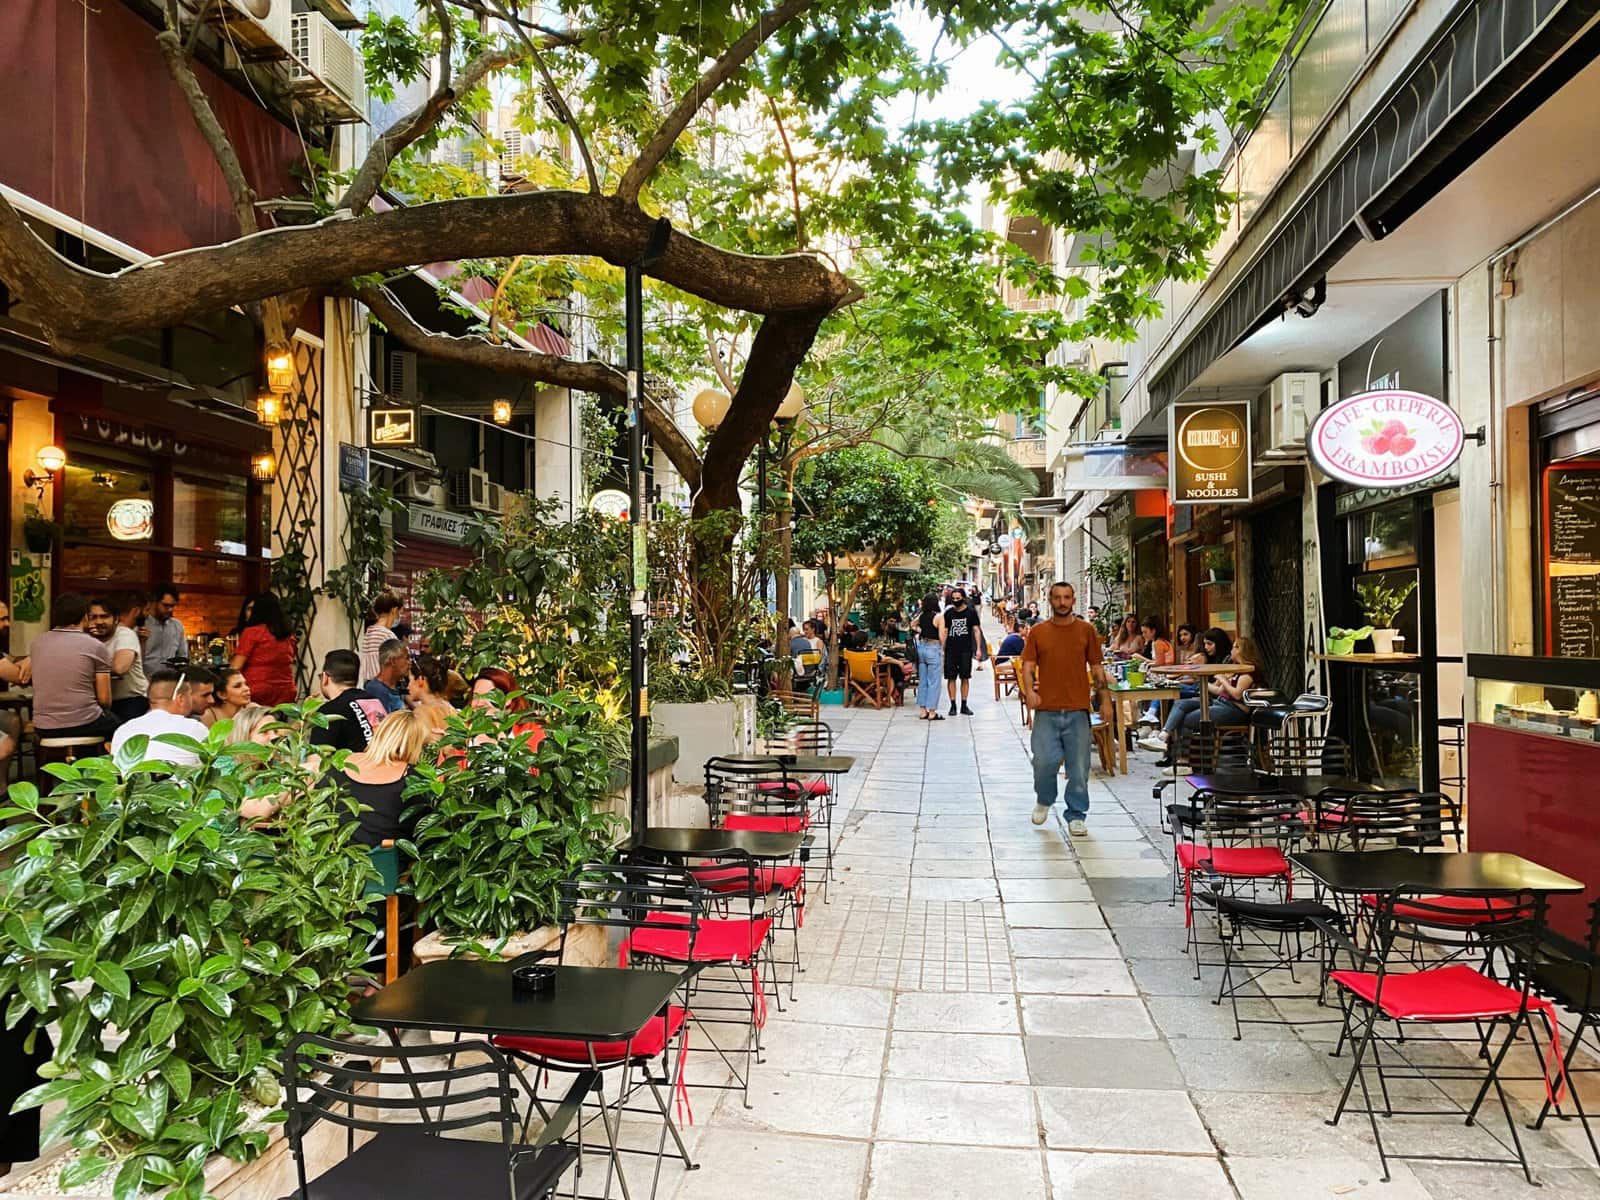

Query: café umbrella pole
[{"left": 627, "top": 218, "right": 672, "bottom": 837}]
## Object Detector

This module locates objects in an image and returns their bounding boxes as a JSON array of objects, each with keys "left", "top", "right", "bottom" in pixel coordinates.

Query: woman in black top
[
  {"left": 324, "top": 709, "right": 428, "bottom": 846},
  {"left": 914, "top": 593, "right": 945, "bottom": 720}
]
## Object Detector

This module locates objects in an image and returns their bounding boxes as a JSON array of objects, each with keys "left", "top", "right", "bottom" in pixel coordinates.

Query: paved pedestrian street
[{"left": 666, "top": 699, "right": 1600, "bottom": 1200}]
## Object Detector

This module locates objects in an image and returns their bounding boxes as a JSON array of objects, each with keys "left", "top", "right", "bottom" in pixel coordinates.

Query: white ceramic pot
[{"left": 1369, "top": 628, "right": 1400, "bottom": 654}]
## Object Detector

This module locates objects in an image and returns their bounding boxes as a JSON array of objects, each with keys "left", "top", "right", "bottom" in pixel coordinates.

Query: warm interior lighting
[
  {"left": 492, "top": 399, "right": 513, "bottom": 425},
  {"left": 250, "top": 452, "right": 277, "bottom": 481},
  {"left": 264, "top": 345, "right": 294, "bottom": 394},
  {"left": 256, "top": 392, "right": 284, "bottom": 425}
]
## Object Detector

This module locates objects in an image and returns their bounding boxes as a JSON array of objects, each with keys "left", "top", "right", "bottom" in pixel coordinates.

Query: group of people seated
[{"left": 1121, "top": 623, "right": 1260, "bottom": 767}]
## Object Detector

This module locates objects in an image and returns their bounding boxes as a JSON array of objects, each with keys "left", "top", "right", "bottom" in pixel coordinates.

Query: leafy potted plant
[
  {"left": 1325, "top": 625, "right": 1373, "bottom": 656},
  {"left": 1355, "top": 577, "right": 1418, "bottom": 654},
  {"left": 22, "top": 504, "right": 61, "bottom": 554},
  {"left": 403, "top": 693, "right": 622, "bottom": 967},
  {"left": 0, "top": 714, "right": 377, "bottom": 1199},
  {"left": 1201, "top": 544, "right": 1234, "bottom": 583}
]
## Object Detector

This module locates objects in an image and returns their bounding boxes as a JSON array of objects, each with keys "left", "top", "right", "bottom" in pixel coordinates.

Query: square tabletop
[
  {"left": 715, "top": 753, "right": 856, "bottom": 774},
  {"left": 1291, "top": 850, "right": 1585, "bottom": 896},
  {"left": 1187, "top": 773, "right": 1376, "bottom": 799},
  {"left": 630, "top": 826, "right": 805, "bottom": 861},
  {"left": 351, "top": 961, "right": 683, "bottom": 1041}
]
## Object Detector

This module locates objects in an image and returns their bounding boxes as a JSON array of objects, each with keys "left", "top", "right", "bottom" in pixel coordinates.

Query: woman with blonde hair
[
  {"left": 324, "top": 710, "right": 428, "bottom": 846},
  {"left": 226, "top": 704, "right": 280, "bottom": 746}
]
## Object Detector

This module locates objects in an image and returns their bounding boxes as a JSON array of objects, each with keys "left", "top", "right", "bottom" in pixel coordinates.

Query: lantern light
[
  {"left": 492, "top": 399, "right": 513, "bottom": 425},
  {"left": 264, "top": 345, "right": 294, "bottom": 394},
  {"left": 692, "top": 388, "right": 731, "bottom": 430},
  {"left": 36, "top": 445, "right": 67, "bottom": 472},
  {"left": 776, "top": 381, "right": 806, "bottom": 421},
  {"left": 256, "top": 392, "right": 284, "bottom": 425},
  {"left": 250, "top": 452, "right": 277, "bottom": 481}
]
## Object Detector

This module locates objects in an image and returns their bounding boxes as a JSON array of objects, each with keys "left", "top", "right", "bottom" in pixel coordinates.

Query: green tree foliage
[{"left": 0, "top": 715, "right": 375, "bottom": 1199}]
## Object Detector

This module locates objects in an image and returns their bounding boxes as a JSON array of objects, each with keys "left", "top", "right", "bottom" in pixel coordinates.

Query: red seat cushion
[
  {"left": 1357, "top": 893, "right": 1520, "bottom": 925},
  {"left": 1329, "top": 963, "right": 1549, "bottom": 1023},
  {"left": 724, "top": 814, "right": 808, "bottom": 833},
  {"left": 756, "top": 779, "right": 831, "bottom": 797},
  {"left": 689, "top": 864, "right": 803, "bottom": 894},
  {"left": 627, "top": 913, "right": 773, "bottom": 963},
  {"left": 493, "top": 1005, "right": 687, "bottom": 1063},
  {"left": 1176, "top": 844, "right": 1290, "bottom": 877}
]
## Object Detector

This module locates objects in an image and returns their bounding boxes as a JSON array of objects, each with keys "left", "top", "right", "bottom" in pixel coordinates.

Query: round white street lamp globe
[
  {"left": 692, "top": 388, "right": 731, "bottom": 430},
  {"left": 776, "top": 381, "right": 806, "bottom": 421}
]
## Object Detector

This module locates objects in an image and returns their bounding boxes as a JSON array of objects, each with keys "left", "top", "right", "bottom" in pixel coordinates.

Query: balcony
[{"left": 1004, "top": 437, "right": 1047, "bottom": 469}]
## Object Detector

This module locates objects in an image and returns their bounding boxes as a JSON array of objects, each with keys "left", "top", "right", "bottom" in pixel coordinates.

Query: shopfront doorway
[{"left": 1249, "top": 499, "right": 1304, "bottom": 697}]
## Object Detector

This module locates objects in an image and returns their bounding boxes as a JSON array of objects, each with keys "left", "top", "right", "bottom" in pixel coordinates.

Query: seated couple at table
[{"left": 1140, "top": 630, "right": 1259, "bottom": 766}]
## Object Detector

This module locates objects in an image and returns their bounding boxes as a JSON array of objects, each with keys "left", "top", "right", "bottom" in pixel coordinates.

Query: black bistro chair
[
  {"left": 280, "top": 1033, "right": 577, "bottom": 1200},
  {"left": 1524, "top": 897, "right": 1600, "bottom": 1167}
]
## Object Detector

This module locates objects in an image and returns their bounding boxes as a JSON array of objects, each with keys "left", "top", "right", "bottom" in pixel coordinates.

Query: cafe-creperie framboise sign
[{"left": 1308, "top": 389, "right": 1464, "bottom": 487}]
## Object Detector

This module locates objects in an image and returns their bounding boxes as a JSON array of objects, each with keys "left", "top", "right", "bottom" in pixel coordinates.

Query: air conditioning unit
[
  {"left": 208, "top": 0, "right": 292, "bottom": 59},
  {"left": 385, "top": 350, "right": 418, "bottom": 403},
  {"left": 396, "top": 473, "right": 446, "bottom": 506},
  {"left": 288, "top": 12, "right": 365, "bottom": 117},
  {"left": 467, "top": 469, "right": 494, "bottom": 512},
  {"left": 1263, "top": 371, "right": 1319, "bottom": 452},
  {"left": 484, "top": 481, "right": 505, "bottom": 514}
]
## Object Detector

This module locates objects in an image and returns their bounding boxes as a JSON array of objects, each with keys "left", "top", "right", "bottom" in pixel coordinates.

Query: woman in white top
[{"left": 357, "top": 591, "right": 404, "bottom": 684}]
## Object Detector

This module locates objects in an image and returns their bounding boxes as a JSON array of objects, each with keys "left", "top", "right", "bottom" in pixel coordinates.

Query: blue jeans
[
  {"left": 1183, "top": 700, "right": 1249, "bottom": 732},
  {"left": 1163, "top": 697, "right": 1202, "bottom": 735},
  {"left": 915, "top": 640, "right": 943, "bottom": 709},
  {"left": 1031, "top": 709, "right": 1091, "bottom": 820}
]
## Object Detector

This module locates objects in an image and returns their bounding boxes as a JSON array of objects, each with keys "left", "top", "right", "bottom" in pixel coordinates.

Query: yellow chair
[{"left": 841, "top": 649, "right": 887, "bottom": 708}]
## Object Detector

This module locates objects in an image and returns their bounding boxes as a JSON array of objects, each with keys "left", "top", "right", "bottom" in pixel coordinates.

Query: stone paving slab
[{"left": 660, "top": 699, "right": 1600, "bottom": 1200}]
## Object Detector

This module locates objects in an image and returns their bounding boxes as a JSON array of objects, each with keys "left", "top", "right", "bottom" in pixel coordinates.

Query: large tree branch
[
  {"left": 358, "top": 283, "right": 702, "bottom": 489},
  {"left": 695, "top": 308, "right": 828, "bottom": 514},
  {"left": 616, "top": 0, "right": 817, "bottom": 203},
  {"left": 339, "top": 45, "right": 520, "bottom": 215},
  {"left": 0, "top": 190, "right": 857, "bottom": 346}
]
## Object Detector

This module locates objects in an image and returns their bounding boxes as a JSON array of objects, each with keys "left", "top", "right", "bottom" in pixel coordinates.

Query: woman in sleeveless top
[{"left": 914, "top": 592, "right": 946, "bottom": 720}]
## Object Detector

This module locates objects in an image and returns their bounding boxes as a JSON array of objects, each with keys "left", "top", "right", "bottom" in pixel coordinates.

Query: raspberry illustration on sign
[{"left": 1359, "top": 419, "right": 1418, "bottom": 457}]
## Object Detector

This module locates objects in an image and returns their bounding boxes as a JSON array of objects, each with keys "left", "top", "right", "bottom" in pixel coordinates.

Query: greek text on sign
[{"left": 1308, "top": 390, "right": 1463, "bottom": 487}]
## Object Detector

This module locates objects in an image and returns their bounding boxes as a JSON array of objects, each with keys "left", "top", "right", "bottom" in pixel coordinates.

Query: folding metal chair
[
  {"left": 1523, "top": 898, "right": 1600, "bottom": 1168},
  {"left": 281, "top": 1033, "right": 577, "bottom": 1200}
]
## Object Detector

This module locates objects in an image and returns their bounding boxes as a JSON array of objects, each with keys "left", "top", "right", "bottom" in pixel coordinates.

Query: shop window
[
  {"left": 1345, "top": 501, "right": 1416, "bottom": 567},
  {"left": 61, "top": 459, "right": 155, "bottom": 544},
  {"left": 174, "top": 473, "right": 251, "bottom": 556}
]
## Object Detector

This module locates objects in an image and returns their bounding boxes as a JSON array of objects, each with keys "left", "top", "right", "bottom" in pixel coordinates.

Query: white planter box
[{"left": 651, "top": 701, "right": 740, "bottom": 784}]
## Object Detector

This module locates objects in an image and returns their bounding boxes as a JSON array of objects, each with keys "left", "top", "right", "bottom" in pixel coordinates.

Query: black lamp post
[{"left": 626, "top": 217, "right": 672, "bottom": 837}]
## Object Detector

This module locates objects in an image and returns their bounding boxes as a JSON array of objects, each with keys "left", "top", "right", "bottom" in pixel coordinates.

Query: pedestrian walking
[
  {"left": 942, "top": 588, "right": 985, "bottom": 716},
  {"left": 1019, "top": 581, "right": 1111, "bottom": 836},
  {"left": 913, "top": 592, "right": 945, "bottom": 721}
]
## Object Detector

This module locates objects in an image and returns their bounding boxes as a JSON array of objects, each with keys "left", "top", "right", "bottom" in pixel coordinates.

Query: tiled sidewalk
[{"left": 670, "top": 697, "right": 1600, "bottom": 1200}]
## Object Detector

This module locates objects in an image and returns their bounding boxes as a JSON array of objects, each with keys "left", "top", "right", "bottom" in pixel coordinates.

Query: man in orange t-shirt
[{"left": 1020, "top": 581, "right": 1111, "bottom": 835}]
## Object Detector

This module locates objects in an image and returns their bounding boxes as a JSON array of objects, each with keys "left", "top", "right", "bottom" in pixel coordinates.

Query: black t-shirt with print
[
  {"left": 943, "top": 604, "right": 977, "bottom": 649},
  {"left": 310, "top": 687, "right": 388, "bottom": 754}
]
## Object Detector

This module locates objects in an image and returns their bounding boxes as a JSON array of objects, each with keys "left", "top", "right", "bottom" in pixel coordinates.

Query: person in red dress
[{"left": 230, "top": 592, "right": 299, "bottom": 708}]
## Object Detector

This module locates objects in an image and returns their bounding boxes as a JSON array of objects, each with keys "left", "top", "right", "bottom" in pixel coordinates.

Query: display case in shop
[{"left": 1471, "top": 654, "right": 1600, "bottom": 742}]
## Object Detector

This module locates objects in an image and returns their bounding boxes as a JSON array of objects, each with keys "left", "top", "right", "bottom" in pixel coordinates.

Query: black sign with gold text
[
  {"left": 1169, "top": 401, "right": 1252, "bottom": 505},
  {"left": 370, "top": 407, "right": 417, "bottom": 447}
]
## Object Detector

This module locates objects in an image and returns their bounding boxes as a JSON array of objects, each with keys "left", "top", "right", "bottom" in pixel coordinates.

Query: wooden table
[
  {"left": 1107, "top": 685, "right": 1181, "bottom": 774},
  {"left": 1155, "top": 663, "right": 1255, "bottom": 734}
]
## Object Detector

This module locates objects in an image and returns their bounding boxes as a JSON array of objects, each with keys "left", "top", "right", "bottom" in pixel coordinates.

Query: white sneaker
[
  {"left": 1136, "top": 734, "right": 1167, "bottom": 753},
  {"left": 1031, "top": 804, "right": 1051, "bottom": 826},
  {"left": 1067, "top": 819, "right": 1088, "bottom": 837}
]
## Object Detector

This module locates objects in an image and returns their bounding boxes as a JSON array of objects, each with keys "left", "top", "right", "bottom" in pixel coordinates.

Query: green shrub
[
  {"left": 0, "top": 711, "right": 376, "bottom": 1199},
  {"left": 400, "top": 694, "right": 622, "bottom": 946}
]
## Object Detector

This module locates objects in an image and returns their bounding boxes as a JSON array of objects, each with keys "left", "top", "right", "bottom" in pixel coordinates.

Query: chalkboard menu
[{"left": 1543, "top": 462, "right": 1600, "bottom": 658}]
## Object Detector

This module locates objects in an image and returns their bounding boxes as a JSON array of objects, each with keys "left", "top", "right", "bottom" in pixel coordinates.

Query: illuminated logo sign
[
  {"left": 1170, "top": 401, "right": 1252, "bottom": 505},
  {"left": 370, "top": 408, "right": 417, "bottom": 446},
  {"left": 1308, "top": 390, "right": 1463, "bottom": 487},
  {"left": 106, "top": 498, "right": 154, "bottom": 541}
]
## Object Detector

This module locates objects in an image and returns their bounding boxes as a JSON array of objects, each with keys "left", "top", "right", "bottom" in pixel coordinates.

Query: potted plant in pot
[
  {"left": 402, "top": 692, "right": 622, "bottom": 967},
  {"left": 22, "top": 504, "right": 60, "bottom": 555},
  {"left": 0, "top": 713, "right": 378, "bottom": 1199},
  {"left": 1355, "top": 577, "right": 1418, "bottom": 654}
]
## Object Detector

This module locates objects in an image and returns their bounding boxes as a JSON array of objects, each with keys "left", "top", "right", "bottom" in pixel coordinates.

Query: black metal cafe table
[
  {"left": 1291, "top": 850, "right": 1585, "bottom": 897},
  {"left": 1188, "top": 773, "right": 1376, "bottom": 799},
  {"left": 352, "top": 960, "right": 685, "bottom": 1194},
  {"left": 630, "top": 827, "right": 804, "bottom": 861},
  {"left": 714, "top": 752, "right": 856, "bottom": 776}
]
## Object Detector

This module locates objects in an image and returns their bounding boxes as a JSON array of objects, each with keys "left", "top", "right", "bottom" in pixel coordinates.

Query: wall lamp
[{"left": 23, "top": 444, "right": 66, "bottom": 496}]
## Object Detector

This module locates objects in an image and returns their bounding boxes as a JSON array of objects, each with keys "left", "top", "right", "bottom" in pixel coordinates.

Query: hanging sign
[
  {"left": 589, "top": 489, "right": 630, "bottom": 520},
  {"left": 1169, "top": 400, "right": 1252, "bottom": 505},
  {"left": 369, "top": 407, "right": 417, "bottom": 447},
  {"left": 1308, "top": 389, "right": 1463, "bottom": 487}
]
